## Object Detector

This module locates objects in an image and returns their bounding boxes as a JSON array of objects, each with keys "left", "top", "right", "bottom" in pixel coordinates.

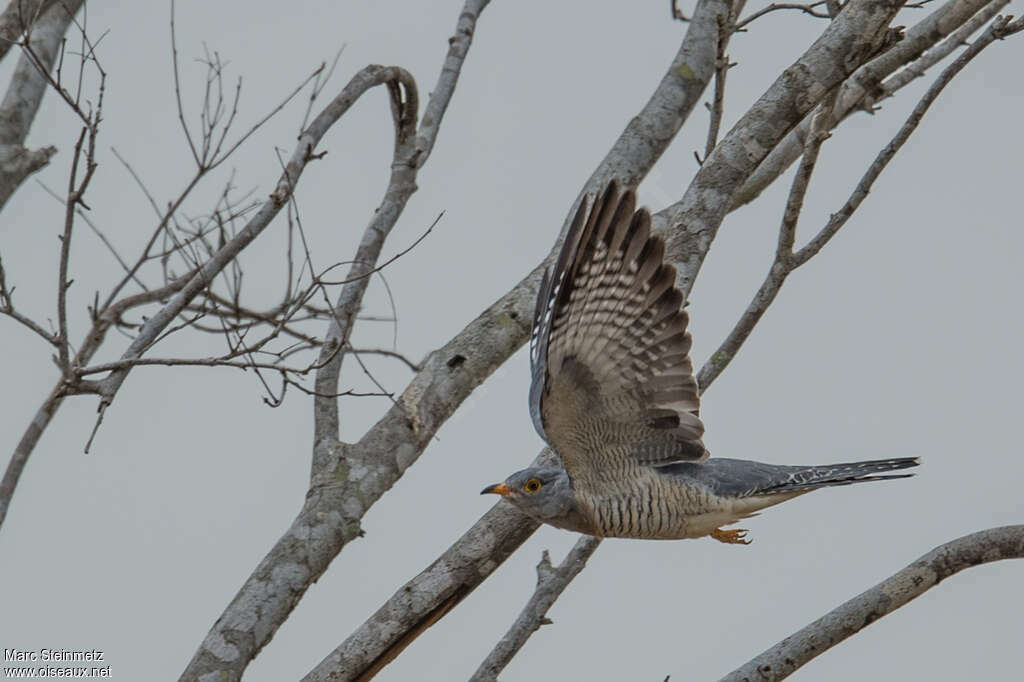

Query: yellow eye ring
[{"left": 524, "top": 478, "right": 542, "bottom": 494}]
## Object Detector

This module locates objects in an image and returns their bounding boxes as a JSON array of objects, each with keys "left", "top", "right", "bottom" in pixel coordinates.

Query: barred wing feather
[{"left": 528, "top": 181, "right": 707, "bottom": 477}]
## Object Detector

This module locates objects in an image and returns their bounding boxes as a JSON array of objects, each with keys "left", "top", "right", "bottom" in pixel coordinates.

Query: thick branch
[
  {"left": 722, "top": 525, "right": 1024, "bottom": 681},
  {"left": 656, "top": 0, "right": 906, "bottom": 294},
  {"left": 731, "top": 0, "right": 1001, "bottom": 210}
]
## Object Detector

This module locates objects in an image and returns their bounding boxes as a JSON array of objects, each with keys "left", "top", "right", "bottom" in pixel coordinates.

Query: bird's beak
[{"left": 481, "top": 482, "right": 512, "bottom": 496}]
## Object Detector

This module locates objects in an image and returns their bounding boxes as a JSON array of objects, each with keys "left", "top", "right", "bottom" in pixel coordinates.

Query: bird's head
[{"left": 481, "top": 467, "right": 586, "bottom": 532}]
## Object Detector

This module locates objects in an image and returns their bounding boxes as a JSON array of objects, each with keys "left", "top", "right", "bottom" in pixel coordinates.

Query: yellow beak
[{"left": 480, "top": 482, "right": 512, "bottom": 496}]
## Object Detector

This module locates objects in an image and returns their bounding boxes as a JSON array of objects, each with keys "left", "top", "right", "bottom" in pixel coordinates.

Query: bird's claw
[{"left": 711, "top": 528, "right": 751, "bottom": 545}]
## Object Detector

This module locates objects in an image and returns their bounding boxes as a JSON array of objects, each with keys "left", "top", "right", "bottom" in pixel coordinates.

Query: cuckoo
[{"left": 482, "top": 181, "right": 918, "bottom": 543}]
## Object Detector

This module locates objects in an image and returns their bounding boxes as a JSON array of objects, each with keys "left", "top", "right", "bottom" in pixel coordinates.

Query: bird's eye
[{"left": 524, "top": 478, "right": 542, "bottom": 494}]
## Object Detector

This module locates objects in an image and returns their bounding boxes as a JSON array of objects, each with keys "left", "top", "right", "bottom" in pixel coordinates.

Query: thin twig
[
  {"left": 735, "top": 1, "right": 830, "bottom": 30},
  {"left": 470, "top": 536, "right": 602, "bottom": 682},
  {"left": 697, "top": 101, "right": 830, "bottom": 388},
  {"left": 702, "top": 9, "right": 737, "bottom": 159},
  {"left": 0, "top": 256, "right": 58, "bottom": 345}
]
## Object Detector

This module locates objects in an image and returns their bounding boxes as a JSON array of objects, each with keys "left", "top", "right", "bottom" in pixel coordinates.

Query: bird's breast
[{"left": 574, "top": 466, "right": 733, "bottom": 540}]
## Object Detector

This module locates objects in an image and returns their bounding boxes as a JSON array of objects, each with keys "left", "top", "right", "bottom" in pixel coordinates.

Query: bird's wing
[{"left": 528, "top": 180, "right": 707, "bottom": 478}]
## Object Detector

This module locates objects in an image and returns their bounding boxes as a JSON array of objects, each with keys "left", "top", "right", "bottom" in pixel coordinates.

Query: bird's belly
[{"left": 579, "top": 472, "right": 742, "bottom": 540}]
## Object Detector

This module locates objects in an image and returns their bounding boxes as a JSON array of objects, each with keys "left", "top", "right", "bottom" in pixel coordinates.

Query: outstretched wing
[{"left": 528, "top": 180, "right": 706, "bottom": 479}]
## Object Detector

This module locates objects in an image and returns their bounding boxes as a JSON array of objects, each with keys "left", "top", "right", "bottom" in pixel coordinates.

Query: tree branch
[
  {"left": 731, "top": 0, "right": 1002, "bottom": 210},
  {"left": 721, "top": 525, "right": 1024, "bottom": 681},
  {"left": 735, "top": 2, "right": 830, "bottom": 30},
  {"left": 0, "top": 0, "right": 84, "bottom": 209},
  {"left": 469, "top": 536, "right": 603, "bottom": 682},
  {"left": 310, "top": 69, "right": 418, "bottom": 450},
  {"left": 179, "top": 3, "right": 492, "bottom": 680},
  {"left": 698, "top": 97, "right": 830, "bottom": 391},
  {"left": 657, "top": 0, "right": 905, "bottom": 293},
  {"left": 0, "top": 0, "right": 59, "bottom": 62}
]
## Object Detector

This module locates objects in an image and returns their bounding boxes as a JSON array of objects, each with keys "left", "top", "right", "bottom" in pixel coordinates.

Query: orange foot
[{"left": 711, "top": 528, "right": 751, "bottom": 545}]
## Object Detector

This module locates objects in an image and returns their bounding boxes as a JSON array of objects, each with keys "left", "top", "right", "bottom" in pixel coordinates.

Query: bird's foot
[{"left": 711, "top": 528, "right": 751, "bottom": 545}]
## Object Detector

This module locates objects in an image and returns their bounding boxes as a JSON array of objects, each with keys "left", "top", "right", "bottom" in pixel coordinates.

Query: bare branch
[
  {"left": 701, "top": 7, "right": 738, "bottom": 161},
  {"left": 735, "top": 2, "right": 830, "bottom": 30},
  {"left": 699, "top": 11, "right": 1020, "bottom": 386},
  {"left": 722, "top": 525, "right": 1024, "bottom": 681},
  {"left": 87, "top": 65, "right": 411, "bottom": 435},
  {"left": 0, "top": 0, "right": 59, "bottom": 62},
  {"left": 654, "top": 0, "right": 905, "bottom": 293},
  {"left": 698, "top": 103, "right": 831, "bottom": 388},
  {"left": 0, "top": 0, "right": 84, "bottom": 209},
  {"left": 585, "top": 0, "right": 743, "bottom": 194},
  {"left": 349, "top": 348, "right": 421, "bottom": 372},
  {"left": 301, "top": 457, "right": 553, "bottom": 682},
  {"left": 179, "top": 3, "right": 493, "bottom": 680},
  {"left": 881, "top": 0, "right": 1009, "bottom": 92},
  {"left": 0, "top": 255, "right": 58, "bottom": 345},
  {"left": 732, "top": 0, "right": 1003, "bottom": 210},
  {"left": 169, "top": 0, "right": 199, "bottom": 166},
  {"left": 672, "top": 0, "right": 691, "bottom": 22},
  {"left": 0, "top": 384, "right": 63, "bottom": 525},
  {"left": 470, "top": 536, "right": 602, "bottom": 682}
]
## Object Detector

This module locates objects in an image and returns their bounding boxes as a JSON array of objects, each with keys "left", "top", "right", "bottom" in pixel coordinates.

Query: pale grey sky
[{"left": 1, "top": 1, "right": 1022, "bottom": 680}]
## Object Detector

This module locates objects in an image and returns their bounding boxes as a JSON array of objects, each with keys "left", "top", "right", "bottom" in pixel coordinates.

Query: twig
[
  {"left": 0, "top": 256, "right": 59, "bottom": 345},
  {"left": 56, "top": 127, "right": 88, "bottom": 372},
  {"left": 349, "top": 348, "right": 420, "bottom": 372},
  {"left": 721, "top": 526, "right": 1024, "bottom": 681},
  {"left": 702, "top": 9, "right": 738, "bottom": 159},
  {"left": 698, "top": 102, "right": 831, "bottom": 387},
  {"left": 735, "top": 2, "right": 830, "bottom": 30},
  {"left": 169, "top": 0, "right": 199, "bottom": 165},
  {"left": 672, "top": 0, "right": 691, "bottom": 22},
  {"left": 470, "top": 536, "right": 602, "bottom": 682}
]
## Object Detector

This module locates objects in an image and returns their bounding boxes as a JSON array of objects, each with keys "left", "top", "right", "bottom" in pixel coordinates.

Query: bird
[{"left": 481, "top": 180, "right": 918, "bottom": 543}]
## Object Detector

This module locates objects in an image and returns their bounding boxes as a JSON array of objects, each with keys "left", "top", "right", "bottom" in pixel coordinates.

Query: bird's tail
[{"left": 757, "top": 457, "right": 920, "bottom": 494}]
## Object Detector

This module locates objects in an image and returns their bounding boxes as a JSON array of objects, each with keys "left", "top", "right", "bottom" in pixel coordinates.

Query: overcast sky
[{"left": 1, "top": 1, "right": 1022, "bottom": 680}]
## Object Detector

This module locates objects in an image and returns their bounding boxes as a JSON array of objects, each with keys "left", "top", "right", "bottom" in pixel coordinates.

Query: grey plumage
[{"left": 484, "top": 181, "right": 919, "bottom": 542}]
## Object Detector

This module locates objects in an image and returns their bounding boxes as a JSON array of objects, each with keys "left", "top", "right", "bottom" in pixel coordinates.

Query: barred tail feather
[{"left": 759, "top": 457, "right": 921, "bottom": 494}]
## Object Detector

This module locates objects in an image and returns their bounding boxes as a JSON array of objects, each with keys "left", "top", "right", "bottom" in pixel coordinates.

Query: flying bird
[{"left": 482, "top": 180, "right": 918, "bottom": 543}]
